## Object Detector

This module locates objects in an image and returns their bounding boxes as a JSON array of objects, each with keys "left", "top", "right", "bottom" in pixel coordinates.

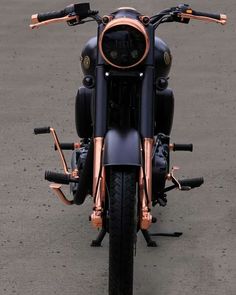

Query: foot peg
[
  {"left": 164, "top": 177, "right": 204, "bottom": 193},
  {"left": 170, "top": 143, "right": 193, "bottom": 152},
  {"left": 54, "top": 142, "right": 81, "bottom": 150},
  {"left": 45, "top": 171, "right": 79, "bottom": 185},
  {"left": 34, "top": 127, "right": 51, "bottom": 135},
  {"left": 179, "top": 177, "right": 204, "bottom": 188}
]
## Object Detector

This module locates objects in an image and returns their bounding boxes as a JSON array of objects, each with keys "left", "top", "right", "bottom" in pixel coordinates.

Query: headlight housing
[{"left": 99, "top": 18, "right": 150, "bottom": 69}]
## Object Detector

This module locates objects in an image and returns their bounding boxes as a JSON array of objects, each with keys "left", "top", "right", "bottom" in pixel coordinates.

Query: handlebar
[
  {"left": 30, "top": 3, "right": 97, "bottom": 29},
  {"left": 178, "top": 9, "right": 227, "bottom": 25},
  {"left": 151, "top": 4, "right": 227, "bottom": 27},
  {"left": 30, "top": 3, "right": 227, "bottom": 29}
]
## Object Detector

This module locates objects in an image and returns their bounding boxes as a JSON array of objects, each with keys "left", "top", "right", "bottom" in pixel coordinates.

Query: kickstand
[
  {"left": 141, "top": 230, "right": 183, "bottom": 247},
  {"left": 150, "top": 232, "right": 183, "bottom": 237},
  {"left": 91, "top": 228, "right": 107, "bottom": 247},
  {"left": 141, "top": 230, "right": 158, "bottom": 247}
]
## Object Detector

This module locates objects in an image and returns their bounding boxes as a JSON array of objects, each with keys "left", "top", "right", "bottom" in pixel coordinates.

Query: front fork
[
  {"left": 139, "top": 138, "right": 153, "bottom": 230},
  {"left": 91, "top": 137, "right": 105, "bottom": 228},
  {"left": 91, "top": 136, "right": 154, "bottom": 230}
]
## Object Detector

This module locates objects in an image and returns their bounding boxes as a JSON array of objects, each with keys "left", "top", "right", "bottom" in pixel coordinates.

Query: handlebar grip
[
  {"left": 37, "top": 10, "right": 65, "bottom": 22},
  {"left": 179, "top": 177, "right": 204, "bottom": 188},
  {"left": 45, "top": 171, "right": 70, "bottom": 184},
  {"left": 34, "top": 127, "right": 51, "bottom": 135},
  {"left": 172, "top": 143, "right": 193, "bottom": 152},
  {"left": 45, "top": 171, "right": 80, "bottom": 184},
  {"left": 34, "top": 3, "right": 91, "bottom": 23},
  {"left": 192, "top": 10, "right": 221, "bottom": 20}
]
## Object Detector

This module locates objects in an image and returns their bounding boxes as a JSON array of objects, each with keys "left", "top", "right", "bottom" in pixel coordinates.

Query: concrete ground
[{"left": 0, "top": 0, "right": 235, "bottom": 294}]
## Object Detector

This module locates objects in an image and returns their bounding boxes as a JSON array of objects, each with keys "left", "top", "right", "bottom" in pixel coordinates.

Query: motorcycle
[{"left": 30, "top": 3, "right": 227, "bottom": 295}]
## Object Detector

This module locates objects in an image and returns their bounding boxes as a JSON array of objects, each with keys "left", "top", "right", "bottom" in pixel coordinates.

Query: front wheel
[{"left": 108, "top": 167, "right": 137, "bottom": 295}]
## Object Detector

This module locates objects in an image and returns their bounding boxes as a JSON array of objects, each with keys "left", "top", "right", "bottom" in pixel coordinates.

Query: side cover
[{"left": 103, "top": 129, "right": 141, "bottom": 166}]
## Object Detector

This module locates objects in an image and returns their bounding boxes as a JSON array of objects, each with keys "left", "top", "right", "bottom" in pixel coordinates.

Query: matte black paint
[
  {"left": 155, "top": 88, "right": 174, "bottom": 136},
  {"left": 94, "top": 66, "right": 107, "bottom": 137},
  {"left": 103, "top": 129, "right": 141, "bottom": 166},
  {"left": 140, "top": 66, "right": 155, "bottom": 138},
  {"left": 75, "top": 86, "right": 93, "bottom": 138}
]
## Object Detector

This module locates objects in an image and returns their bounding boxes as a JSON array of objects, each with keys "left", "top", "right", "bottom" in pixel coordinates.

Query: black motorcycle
[{"left": 31, "top": 3, "right": 226, "bottom": 295}]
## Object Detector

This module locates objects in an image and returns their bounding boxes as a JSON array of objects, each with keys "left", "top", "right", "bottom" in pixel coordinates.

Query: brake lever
[
  {"left": 30, "top": 15, "right": 78, "bottom": 29},
  {"left": 172, "top": 12, "right": 190, "bottom": 24},
  {"left": 170, "top": 4, "right": 191, "bottom": 24},
  {"left": 151, "top": 5, "right": 191, "bottom": 27},
  {"left": 67, "top": 14, "right": 85, "bottom": 26}
]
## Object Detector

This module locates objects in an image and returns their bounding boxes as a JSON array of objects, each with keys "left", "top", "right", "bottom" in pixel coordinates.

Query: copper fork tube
[
  {"left": 93, "top": 137, "right": 104, "bottom": 198},
  {"left": 91, "top": 137, "right": 105, "bottom": 228},
  {"left": 143, "top": 138, "right": 154, "bottom": 206},
  {"left": 139, "top": 138, "right": 154, "bottom": 229}
]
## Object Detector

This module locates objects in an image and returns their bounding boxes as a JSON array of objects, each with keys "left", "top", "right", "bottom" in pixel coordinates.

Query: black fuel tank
[{"left": 81, "top": 36, "right": 172, "bottom": 78}]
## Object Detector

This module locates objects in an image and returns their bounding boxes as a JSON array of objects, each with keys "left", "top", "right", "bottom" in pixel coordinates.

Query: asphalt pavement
[{"left": 0, "top": 1, "right": 235, "bottom": 294}]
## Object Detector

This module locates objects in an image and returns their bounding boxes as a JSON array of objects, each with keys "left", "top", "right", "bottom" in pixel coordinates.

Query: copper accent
[
  {"left": 95, "top": 168, "right": 106, "bottom": 207},
  {"left": 74, "top": 142, "right": 81, "bottom": 149},
  {"left": 102, "top": 15, "right": 113, "bottom": 25},
  {"left": 167, "top": 166, "right": 180, "bottom": 179},
  {"left": 179, "top": 13, "right": 227, "bottom": 25},
  {"left": 49, "top": 183, "right": 73, "bottom": 205},
  {"left": 50, "top": 128, "right": 69, "bottom": 174},
  {"left": 186, "top": 9, "right": 193, "bottom": 14},
  {"left": 143, "top": 138, "right": 153, "bottom": 205},
  {"left": 30, "top": 15, "right": 78, "bottom": 29},
  {"left": 116, "top": 7, "right": 137, "bottom": 11},
  {"left": 139, "top": 166, "right": 152, "bottom": 230},
  {"left": 91, "top": 167, "right": 106, "bottom": 228},
  {"left": 93, "top": 137, "right": 104, "bottom": 197},
  {"left": 139, "top": 15, "right": 150, "bottom": 25},
  {"left": 169, "top": 143, "right": 174, "bottom": 151},
  {"left": 139, "top": 138, "right": 154, "bottom": 230},
  {"left": 220, "top": 14, "right": 227, "bottom": 20},
  {"left": 91, "top": 210, "right": 103, "bottom": 228},
  {"left": 140, "top": 211, "right": 153, "bottom": 229},
  {"left": 91, "top": 138, "right": 105, "bottom": 228},
  {"left": 167, "top": 166, "right": 181, "bottom": 189},
  {"left": 99, "top": 18, "right": 150, "bottom": 69},
  {"left": 100, "top": 167, "right": 106, "bottom": 204},
  {"left": 71, "top": 168, "right": 79, "bottom": 178},
  {"left": 31, "top": 14, "right": 39, "bottom": 24}
]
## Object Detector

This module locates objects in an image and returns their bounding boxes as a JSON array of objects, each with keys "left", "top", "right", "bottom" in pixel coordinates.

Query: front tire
[{"left": 108, "top": 167, "right": 137, "bottom": 295}]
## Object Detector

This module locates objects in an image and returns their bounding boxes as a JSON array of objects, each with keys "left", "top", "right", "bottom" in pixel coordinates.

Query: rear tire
[{"left": 108, "top": 167, "right": 137, "bottom": 295}]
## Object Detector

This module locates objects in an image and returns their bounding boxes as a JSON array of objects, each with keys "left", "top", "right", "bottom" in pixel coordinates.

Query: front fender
[{"left": 103, "top": 129, "right": 141, "bottom": 166}]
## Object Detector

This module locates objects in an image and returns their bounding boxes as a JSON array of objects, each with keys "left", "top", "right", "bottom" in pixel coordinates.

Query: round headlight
[{"left": 99, "top": 18, "right": 150, "bottom": 69}]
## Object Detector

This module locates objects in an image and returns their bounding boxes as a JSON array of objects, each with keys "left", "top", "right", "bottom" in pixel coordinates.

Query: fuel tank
[{"left": 80, "top": 36, "right": 172, "bottom": 78}]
